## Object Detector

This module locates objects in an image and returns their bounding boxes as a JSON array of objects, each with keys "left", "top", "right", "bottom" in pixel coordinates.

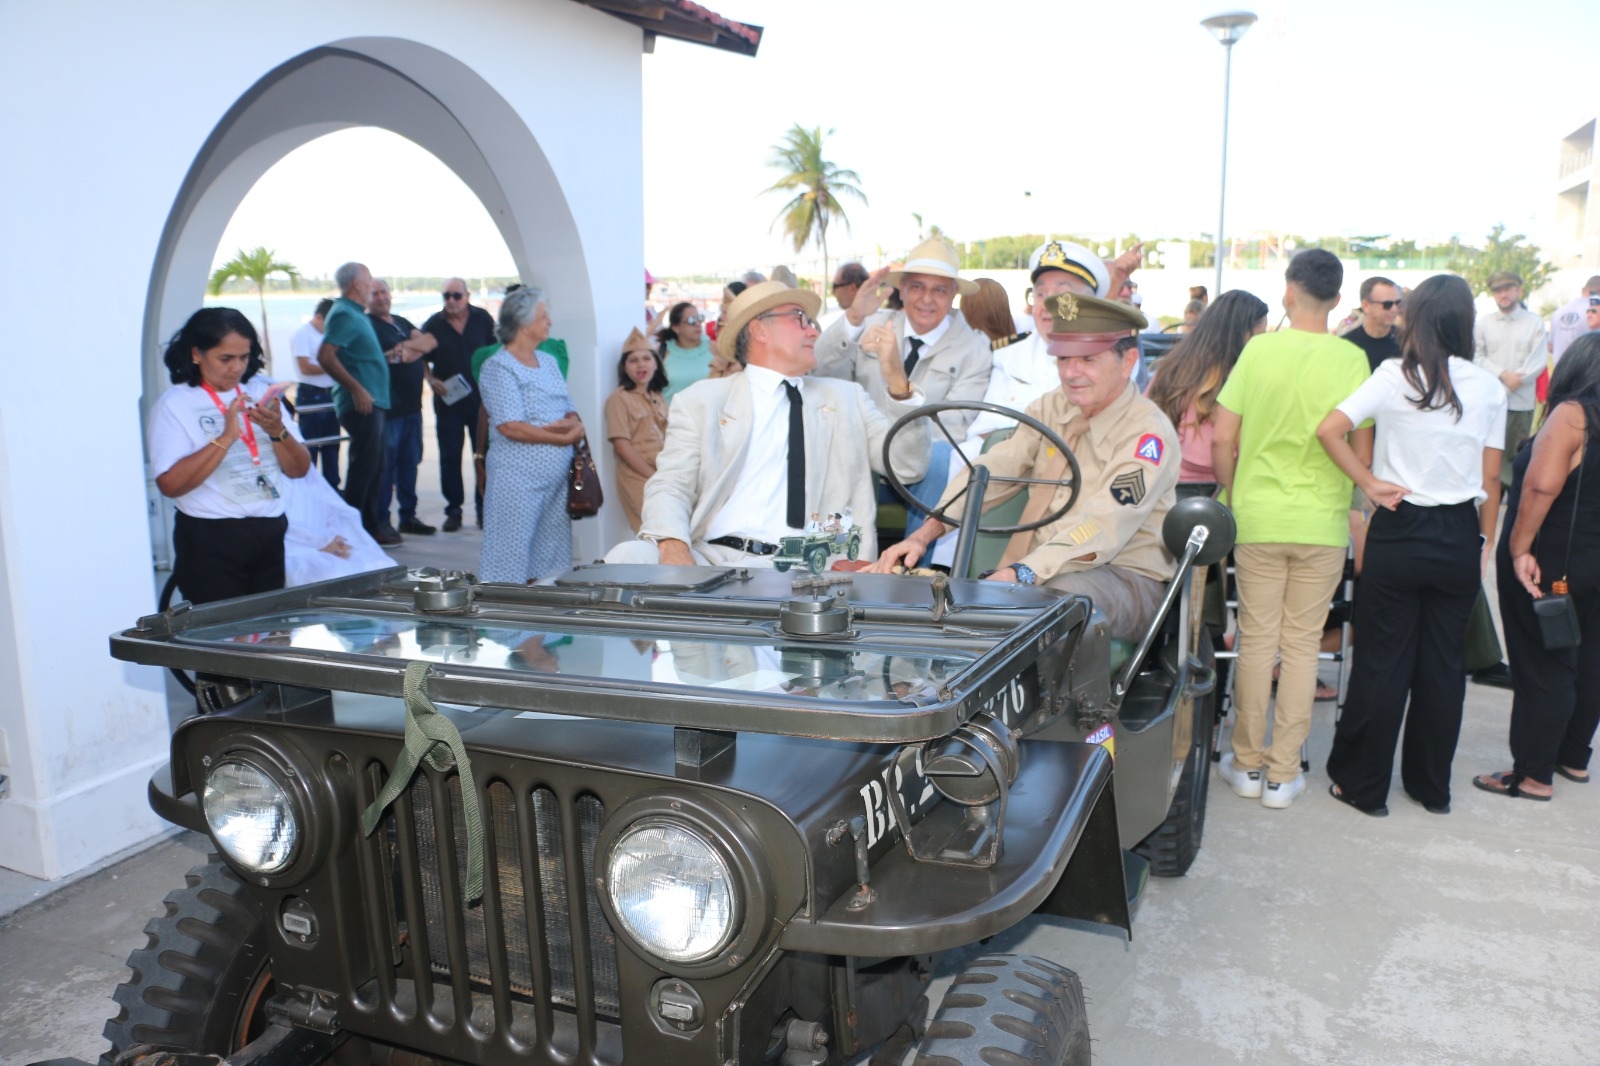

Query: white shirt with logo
[{"left": 148, "top": 377, "right": 303, "bottom": 520}]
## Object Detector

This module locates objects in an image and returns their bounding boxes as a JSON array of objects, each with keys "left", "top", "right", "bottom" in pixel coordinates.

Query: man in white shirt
[
  {"left": 819, "top": 261, "right": 868, "bottom": 331},
  {"left": 1549, "top": 275, "right": 1600, "bottom": 364},
  {"left": 290, "top": 297, "right": 340, "bottom": 489},
  {"left": 605, "top": 282, "right": 929, "bottom": 567},
  {"left": 1473, "top": 271, "right": 1546, "bottom": 487}
]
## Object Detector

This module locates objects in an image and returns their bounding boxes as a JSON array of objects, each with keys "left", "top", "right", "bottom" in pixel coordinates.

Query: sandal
[
  {"left": 1555, "top": 765, "right": 1590, "bottom": 784},
  {"left": 1472, "top": 771, "right": 1552, "bottom": 802},
  {"left": 1315, "top": 681, "right": 1338, "bottom": 701},
  {"left": 1328, "top": 783, "right": 1388, "bottom": 817}
]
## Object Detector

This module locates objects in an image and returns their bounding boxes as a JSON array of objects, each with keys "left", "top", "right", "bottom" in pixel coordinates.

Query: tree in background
[
  {"left": 1452, "top": 224, "right": 1555, "bottom": 296},
  {"left": 764, "top": 125, "right": 865, "bottom": 291},
  {"left": 208, "top": 247, "right": 301, "bottom": 359}
]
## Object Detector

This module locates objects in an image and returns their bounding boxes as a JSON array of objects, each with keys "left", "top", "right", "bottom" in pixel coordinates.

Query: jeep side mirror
[{"left": 1161, "top": 497, "right": 1236, "bottom": 567}]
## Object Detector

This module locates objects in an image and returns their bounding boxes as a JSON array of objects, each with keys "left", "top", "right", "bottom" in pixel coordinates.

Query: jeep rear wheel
[
  {"left": 103, "top": 858, "right": 274, "bottom": 1063},
  {"left": 1132, "top": 636, "right": 1216, "bottom": 877},
  {"left": 912, "top": 954, "right": 1089, "bottom": 1066}
]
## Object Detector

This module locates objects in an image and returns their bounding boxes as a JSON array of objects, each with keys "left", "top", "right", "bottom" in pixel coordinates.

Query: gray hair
[
  {"left": 733, "top": 324, "right": 752, "bottom": 366},
  {"left": 497, "top": 286, "right": 547, "bottom": 344},
  {"left": 740, "top": 270, "right": 767, "bottom": 287},
  {"left": 334, "top": 262, "right": 365, "bottom": 292}
]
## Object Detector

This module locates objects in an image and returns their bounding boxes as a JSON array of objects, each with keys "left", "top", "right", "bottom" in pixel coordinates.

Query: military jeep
[{"left": 79, "top": 484, "right": 1231, "bottom": 1066}]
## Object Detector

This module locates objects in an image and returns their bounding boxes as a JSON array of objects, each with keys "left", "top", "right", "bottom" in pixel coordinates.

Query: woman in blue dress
[{"left": 478, "top": 287, "right": 584, "bottom": 583}]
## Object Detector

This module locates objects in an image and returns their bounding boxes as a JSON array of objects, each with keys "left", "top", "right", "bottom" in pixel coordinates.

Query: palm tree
[
  {"left": 764, "top": 125, "right": 865, "bottom": 290},
  {"left": 207, "top": 247, "right": 301, "bottom": 359}
]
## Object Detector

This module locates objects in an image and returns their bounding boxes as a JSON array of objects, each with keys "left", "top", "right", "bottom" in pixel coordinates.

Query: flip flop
[
  {"left": 1328, "top": 783, "right": 1388, "bottom": 817},
  {"left": 1472, "top": 772, "right": 1552, "bottom": 802},
  {"left": 1314, "top": 682, "right": 1338, "bottom": 701},
  {"left": 1555, "top": 766, "right": 1590, "bottom": 784}
]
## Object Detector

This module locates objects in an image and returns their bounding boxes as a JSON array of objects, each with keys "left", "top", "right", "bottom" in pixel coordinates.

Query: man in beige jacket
[
  {"left": 873, "top": 293, "right": 1179, "bottom": 641},
  {"left": 606, "top": 283, "right": 928, "bottom": 567}
]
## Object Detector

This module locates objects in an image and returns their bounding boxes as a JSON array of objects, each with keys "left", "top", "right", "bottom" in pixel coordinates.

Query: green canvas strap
[{"left": 360, "top": 660, "right": 484, "bottom": 904}]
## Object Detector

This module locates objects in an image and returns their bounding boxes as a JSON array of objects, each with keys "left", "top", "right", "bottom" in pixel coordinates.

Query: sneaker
[
  {"left": 1261, "top": 775, "right": 1307, "bottom": 809},
  {"left": 399, "top": 518, "right": 437, "bottom": 535},
  {"left": 1218, "top": 754, "right": 1263, "bottom": 799},
  {"left": 374, "top": 524, "right": 403, "bottom": 547}
]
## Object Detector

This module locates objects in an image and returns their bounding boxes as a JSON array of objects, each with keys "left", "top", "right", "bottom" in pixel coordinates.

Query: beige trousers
[{"left": 1232, "top": 542, "right": 1346, "bottom": 783}]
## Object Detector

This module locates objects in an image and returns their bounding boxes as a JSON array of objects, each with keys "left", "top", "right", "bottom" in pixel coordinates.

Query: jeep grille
[{"left": 363, "top": 762, "right": 622, "bottom": 1061}]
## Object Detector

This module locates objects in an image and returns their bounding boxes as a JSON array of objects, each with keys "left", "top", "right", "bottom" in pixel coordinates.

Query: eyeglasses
[
  {"left": 831, "top": 280, "right": 858, "bottom": 292},
  {"left": 1366, "top": 299, "right": 1402, "bottom": 311},
  {"left": 757, "top": 309, "right": 818, "bottom": 330},
  {"left": 443, "top": 291, "right": 466, "bottom": 300},
  {"left": 680, "top": 314, "right": 703, "bottom": 325}
]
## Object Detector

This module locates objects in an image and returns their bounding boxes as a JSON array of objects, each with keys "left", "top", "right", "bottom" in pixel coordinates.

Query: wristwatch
[
  {"left": 269, "top": 430, "right": 289, "bottom": 443},
  {"left": 1012, "top": 563, "right": 1037, "bottom": 585}
]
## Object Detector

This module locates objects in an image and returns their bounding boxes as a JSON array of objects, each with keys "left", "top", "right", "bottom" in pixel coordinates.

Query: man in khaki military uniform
[{"left": 873, "top": 293, "right": 1180, "bottom": 641}]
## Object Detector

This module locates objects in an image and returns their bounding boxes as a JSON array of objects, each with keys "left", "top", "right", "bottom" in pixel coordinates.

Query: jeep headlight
[
  {"left": 202, "top": 759, "right": 299, "bottom": 874},
  {"left": 607, "top": 819, "right": 736, "bottom": 963}
]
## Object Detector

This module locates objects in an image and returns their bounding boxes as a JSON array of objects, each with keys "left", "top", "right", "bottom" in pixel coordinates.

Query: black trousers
[
  {"left": 1498, "top": 542, "right": 1600, "bottom": 785},
  {"left": 172, "top": 511, "right": 288, "bottom": 605},
  {"left": 340, "top": 406, "right": 387, "bottom": 534},
  {"left": 435, "top": 396, "right": 482, "bottom": 520},
  {"left": 295, "top": 384, "right": 342, "bottom": 490},
  {"left": 1327, "top": 501, "right": 1481, "bottom": 809}
]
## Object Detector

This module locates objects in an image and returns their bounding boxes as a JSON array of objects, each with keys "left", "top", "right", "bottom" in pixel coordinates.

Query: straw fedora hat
[
  {"left": 885, "top": 237, "right": 979, "bottom": 297},
  {"left": 621, "top": 326, "right": 654, "bottom": 356},
  {"left": 715, "top": 281, "right": 823, "bottom": 362}
]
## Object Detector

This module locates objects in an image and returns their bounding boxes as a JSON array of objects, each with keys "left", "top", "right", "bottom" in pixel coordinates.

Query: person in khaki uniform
[{"left": 873, "top": 293, "right": 1180, "bottom": 641}]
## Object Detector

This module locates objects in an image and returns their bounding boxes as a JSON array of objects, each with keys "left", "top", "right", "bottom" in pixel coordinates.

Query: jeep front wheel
[
  {"left": 912, "top": 954, "right": 1089, "bottom": 1066},
  {"left": 103, "top": 858, "right": 274, "bottom": 1062}
]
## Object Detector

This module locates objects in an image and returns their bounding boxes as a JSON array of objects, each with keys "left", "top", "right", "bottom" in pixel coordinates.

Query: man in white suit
[
  {"left": 813, "top": 238, "right": 992, "bottom": 513},
  {"left": 605, "top": 282, "right": 929, "bottom": 566}
]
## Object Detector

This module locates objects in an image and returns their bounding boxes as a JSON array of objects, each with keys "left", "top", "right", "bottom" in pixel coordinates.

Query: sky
[{"left": 214, "top": 0, "right": 1600, "bottom": 281}]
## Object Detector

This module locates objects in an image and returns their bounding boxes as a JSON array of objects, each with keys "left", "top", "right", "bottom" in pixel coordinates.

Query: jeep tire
[
  {"left": 912, "top": 953, "right": 1089, "bottom": 1066},
  {"left": 103, "top": 858, "right": 274, "bottom": 1063},
  {"left": 1133, "top": 635, "right": 1217, "bottom": 877}
]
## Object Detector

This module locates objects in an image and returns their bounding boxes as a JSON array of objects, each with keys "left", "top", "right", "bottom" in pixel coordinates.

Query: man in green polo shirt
[
  {"left": 1211, "top": 249, "right": 1370, "bottom": 810},
  {"left": 317, "top": 261, "right": 395, "bottom": 544}
]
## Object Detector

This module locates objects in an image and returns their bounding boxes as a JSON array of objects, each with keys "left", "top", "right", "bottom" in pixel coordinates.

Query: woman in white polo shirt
[
  {"left": 149, "top": 307, "right": 311, "bottom": 605},
  {"left": 1315, "top": 275, "right": 1508, "bottom": 817}
]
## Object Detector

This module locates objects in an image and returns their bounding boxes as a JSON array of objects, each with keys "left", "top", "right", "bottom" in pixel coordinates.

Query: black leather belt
[{"left": 708, "top": 535, "right": 780, "bottom": 556}]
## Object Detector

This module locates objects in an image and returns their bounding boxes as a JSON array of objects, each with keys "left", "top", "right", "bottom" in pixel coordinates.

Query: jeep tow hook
[{"left": 832, "top": 815, "right": 877, "bottom": 911}]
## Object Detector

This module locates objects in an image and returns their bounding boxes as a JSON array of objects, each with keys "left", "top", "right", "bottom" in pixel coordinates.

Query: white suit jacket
[
  {"left": 639, "top": 372, "right": 929, "bottom": 559},
  {"left": 814, "top": 310, "right": 993, "bottom": 439}
]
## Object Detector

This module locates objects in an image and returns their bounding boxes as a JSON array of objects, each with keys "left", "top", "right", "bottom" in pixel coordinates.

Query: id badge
[{"left": 256, "top": 473, "right": 281, "bottom": 500}]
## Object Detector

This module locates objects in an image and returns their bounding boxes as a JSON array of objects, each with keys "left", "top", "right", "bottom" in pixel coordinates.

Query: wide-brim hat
[
  {"left": 621, "top": 326, "right": 654, "bottom": 356},
  {"left": 885, "top": 237, "right": 979, "bottom": 297},
  {"left": 1029, "top": 240, "right": 1111, "bottom": 296},
  {"left": 1042, "top": 292, "right": 1147, "bottom": 356},
  {"left": 715, "top": 281, "right": 823, "bottom": 362}
]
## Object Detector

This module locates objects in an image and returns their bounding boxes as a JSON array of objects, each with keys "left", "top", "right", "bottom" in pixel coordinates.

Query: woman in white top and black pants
[
  {"left": 149, "top": 308, "right": 311, "bottom": 605},
  {"left": 1315, "top": 276, "right": 1508, "bottom": 816}
]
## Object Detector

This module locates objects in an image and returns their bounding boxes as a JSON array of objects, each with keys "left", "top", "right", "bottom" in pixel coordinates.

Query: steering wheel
[{"left": 880, "top": 400, "right": 1081, "bottom": 535}]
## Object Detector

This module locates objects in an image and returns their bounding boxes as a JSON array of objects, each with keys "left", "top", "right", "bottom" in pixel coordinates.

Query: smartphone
[{"left": 253, "top": 382, "right": 290, "bottom": 407}]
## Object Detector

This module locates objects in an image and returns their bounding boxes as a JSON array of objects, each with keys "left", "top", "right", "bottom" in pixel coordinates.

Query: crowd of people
[{"left": 149, "top": 243, "right": 1600, "bottom": 808}]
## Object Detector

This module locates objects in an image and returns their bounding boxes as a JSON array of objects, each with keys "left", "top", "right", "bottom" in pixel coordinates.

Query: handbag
[
  {"left": 567, "top": 435, "right": 604, "bottom": 519},
  {"left": 1533, "top": 456, "right": 1583, "bottom": 650}
]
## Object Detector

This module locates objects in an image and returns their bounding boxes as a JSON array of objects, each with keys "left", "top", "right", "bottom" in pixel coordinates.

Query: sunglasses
[
  {"left": 758, "top": 309, "right": 818, "bottom": 330},
  {"left": 1367, "top": 299, "right": 1402, "bottom": 311},
  {"left": 831, "top": 281, "right": 858, "bottom": 292},
  {"left": 680, "top": 314, "right": 703, "bottom": 325},
  {"left": 443, "top": 291, "right": 466, "bottom": 300}
]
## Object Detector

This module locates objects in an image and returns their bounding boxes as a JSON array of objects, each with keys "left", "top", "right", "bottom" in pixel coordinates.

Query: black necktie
[
  {"left": 904, "top": 336, "right": 925, "bottom": 376},
  {"left": 784, "top": 381, "right": 806, "bottom": 529}
]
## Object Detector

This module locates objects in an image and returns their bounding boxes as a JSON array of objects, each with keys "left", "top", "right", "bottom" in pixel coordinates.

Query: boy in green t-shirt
[{"left": 1212, "top": 249, "right": 1371, "bottom": 809}]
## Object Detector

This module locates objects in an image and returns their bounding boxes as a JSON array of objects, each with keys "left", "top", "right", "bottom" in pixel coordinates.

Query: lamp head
[{"left": 1202, "top": 10, "right": 1257, "bottom": 44}]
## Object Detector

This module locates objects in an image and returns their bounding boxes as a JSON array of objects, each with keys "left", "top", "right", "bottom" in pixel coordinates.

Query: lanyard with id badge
[{"left": 201, "top": 383, "right": 281, "bottom": 502}]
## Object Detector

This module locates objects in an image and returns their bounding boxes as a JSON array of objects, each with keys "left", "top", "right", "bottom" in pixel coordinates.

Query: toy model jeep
[
  {"left": 79, "top": 483, "right": 1231, "bottom": 1066},
  {"left": 772, "top": 527, "right": 862, "bottom": 575}
]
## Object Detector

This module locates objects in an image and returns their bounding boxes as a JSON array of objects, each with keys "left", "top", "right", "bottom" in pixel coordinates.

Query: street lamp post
[{"left": 1201, "top": 11, "right": 1256, "bottom": 298}]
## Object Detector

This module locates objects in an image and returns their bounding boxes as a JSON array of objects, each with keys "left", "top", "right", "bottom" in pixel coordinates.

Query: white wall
[{"left": 0, "top": 0, "right": 645, "bottom": 878}]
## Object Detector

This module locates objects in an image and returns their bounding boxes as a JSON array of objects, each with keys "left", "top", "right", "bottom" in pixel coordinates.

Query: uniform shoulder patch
[
  {"left": 1110, "top": 468, "right": 1147, "bottom": 507},
  {"left": 1135, "top": 433, "right": 1164, "bottom": 465},
  {"left": 990, "top": 330, "right": 1032, "bottom": 351}
]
